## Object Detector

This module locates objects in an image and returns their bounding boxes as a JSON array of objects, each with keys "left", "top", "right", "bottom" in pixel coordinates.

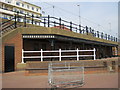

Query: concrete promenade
[{"left": 2, "top": 71, "right": 118, "bottom": 88}]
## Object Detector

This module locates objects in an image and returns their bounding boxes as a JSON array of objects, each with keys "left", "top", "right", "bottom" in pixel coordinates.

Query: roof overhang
[{"left": 22, "top": 34, "right": 118, "bottom": 47}]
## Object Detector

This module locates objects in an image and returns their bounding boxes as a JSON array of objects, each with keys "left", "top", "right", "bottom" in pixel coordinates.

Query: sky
[{"left": 23, "top": 0, "right": 119, "bottom": 38}]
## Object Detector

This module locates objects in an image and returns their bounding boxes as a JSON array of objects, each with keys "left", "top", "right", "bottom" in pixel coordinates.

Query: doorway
[{"left": 4, "top": 46, "right": 15, "bottom": 72}]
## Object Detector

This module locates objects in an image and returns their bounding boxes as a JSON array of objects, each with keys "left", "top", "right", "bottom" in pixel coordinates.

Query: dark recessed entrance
[{"left": 4, "top": 46, "right": 15, "bottom": 72}]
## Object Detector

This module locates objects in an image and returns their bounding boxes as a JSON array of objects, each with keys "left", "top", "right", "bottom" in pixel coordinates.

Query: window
[
  {"left": 29, "top": 20, "right": 31, "bottom": 23},
  {"left": 32, "top": 7, "right": 34, "bottom": 10},
  {"left": 36, "top": 15, "right": 38, "bottom": 18},
  {"left": 18, "top": 18, "right": 21, "bottom": 22},
  {"left": 36, "top": 8, "right": 39, "bottom": 11},
  {"left": 27, "top": 19, "right": 30, "bottom": 23},
  {"left": 27, "top": 5, "right": 29, "bottom": 9},
  {"left": 0, "top": 14, "right": 2, "bottom": 17},
  {"left": 34, "top": 21, "right": 37, "bottom": 25},
  {"left": 32, "top": 14, "right": 34, "bottom": 16},
  {"left": 4, "top": 15, "right": 7, "bottom": 18},
  {"left": 20, "top": 10, "right": 23, "bottom": 14},
  {"left": 27, "top": 12, "right": 29, "bottom": 15},
  {"left": 34, "top": 14, "right": 36, "bottom": 17},
  {"left": 13, "top": 8, "right": 17, "bottom": 12},
  {"left": 4, "top": 7, "right": 8, "bottom": 10},
  {"left": 22, "top": 3, "right": 24, "bottom": 7},
  {"left": 15, "top": 8, "right": 19, "bottom": 13},
  {"left": 29, "top": 13, "right": 31, "bottom": 15},
  {"left": 5, "top": 0, "right": 11, "bottom": 3},
  {"left": 16, "top": 2, "right": 20, "bottom": 6}
]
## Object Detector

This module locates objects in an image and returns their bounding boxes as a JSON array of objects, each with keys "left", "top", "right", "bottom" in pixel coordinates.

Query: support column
[
  {"left": 59, "top": 49, "right": 61, "bottom": 61},
  {"left": 99, "top": 45, "right": 102, "bottom": 59},
  {"left": 91, "top": 44, "right": 94, "bottom": 60},
  {"left": 49, "top": 39, "right": 55, "bottom": 61},
  {"left": 92, "top": 44, "right": 94, "bottom": 49},
  {"left": 116, "top": 46, "right": 118, "bottom": 56},
  {"left": 94, "top": 48, "right": 96, "bottom": 60},
  {"left": 50, "top": 40, "right": 55, "bottom": 50},
  {"left": 103, "top": 46, "right": 109, "bottom": 58},
  {"left": 77, "top": 48, "right": 79, "bottom": 61},
  {"left": 94, "top": 45, "right": 99, "bottom": 59},
  {"left": 21, "top": 49, "right": 24, "bottom": 63},
  {"left": 110, "top": 46, "right": 113, "bottom": 57},
  {"left": 106, "top": 46, "right": 112, "bottom": 58},
  {"left": 41, "top": 49, "right": 43, "bottom": 62},
  {"left": 82, "top": 43, "right": 85, "bottom": 49}
]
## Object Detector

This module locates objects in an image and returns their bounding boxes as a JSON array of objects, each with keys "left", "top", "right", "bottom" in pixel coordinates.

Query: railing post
[
  {"left": 101, "top": 32, "right": 103, "bottom": 39},
  {"left": 83, "top": 29, "right": 85, "bottom": 34},
  {"left": 48, "top": 15, "right": 50, "bottom": 27},
  {"left": 41, "top": 49, "right": 43, "bottom": 62},
  {"left": 97, "top": 31, "right": 99, "bottom": 38},
  {"left": 14, "top": 14, "right": 17, "bottom": 28},
  {"left": 92, "top": 29, "right": 94, "bottom": 36},
  {"left": 77, "top": 48, "right": 79, "bottom": 61},
  {"left": 111, "top": 36, "right": 113, "bottom": 41},
  {"left": 21, "top": 49, "right": 24, "bottom": 63},
  {"left": 109, "top": 35, "right": 111, "bottom": 41},
  {"left": 116, "top": 38, "right": 117, "bottom": 42},
  {"left": 89, "top": 27, "right": 92, "bottom": 33},
  {"left": 105, "top": 34, "right": 107, "bottom": 40},
  {"left": 54, "top": 21, "right": 56, "bottom": 27},
  {"left": 70, "top": 22, "right": 72, "bottom": 31},
  {"left": 76, "top": 27, "right": 77, "bottom": 33},
  {"left": 59, "top": 49, "right": 61, "bottom": 61},
  {"left": 39, "top": 22, "right": 40, "bottom": 26},
  {"left": 94, "top": 32, "right": 96, "bottom": 37},
  {"left": 86, "top": 26, "right": 88, "bottom": 35},
  {"left": 44, "top": 18, "right": 46, "bottom": 27},
  {"left": 108, "top": 35, "right": 110, "bottom": 40},
  {"left": 94, "top": 48, "right": 96, "bottom": 60},
  {"left": 17, "top": 11, "right": 19, "bottom": 22},
  {"left": 59, "top": 18, "right": 61, "bottom": 29},
  {"left": 24, "top": 14, "right": 26, "bottom": 27},
  {"left": 32, "top": 14, "right": 34, "bottom": 24},
  {"left": 113, "top": 37, "right": 115, "bottom": 41},
  {"left": 62, "top": 24, "right": 64, "bottom": 29},
  {"left": 79, "top": 25, "right": 81, "bottom": 33}
]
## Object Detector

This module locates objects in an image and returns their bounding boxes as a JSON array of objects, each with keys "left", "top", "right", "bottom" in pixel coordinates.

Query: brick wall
[
  {"left": 25, "top": 57, "right": 118, "bottom": 75},
  {"left": 2, "top": 33, "right": 23, "bottom": 72}
]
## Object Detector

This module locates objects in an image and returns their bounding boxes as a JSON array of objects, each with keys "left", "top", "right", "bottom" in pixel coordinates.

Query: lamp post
[
  {"left": 77, "top": 4, "right": 81, "bottom": 25},
  {"left": 42, "top": 11, "right": 45, "bottom": 16},
  {"left": 77, "top": 4, "right": 81, "bottom": 33},
  {"left": 53, "top": 5, "right": 55, "bottom": 17},
  {"left": 109, "top": 22, "right": 111, "bottom": 35}
]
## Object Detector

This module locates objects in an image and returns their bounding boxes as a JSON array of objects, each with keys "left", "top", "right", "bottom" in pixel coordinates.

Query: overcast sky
[{"left": 23, "top": 0, "right": 119, "bottom": 38}]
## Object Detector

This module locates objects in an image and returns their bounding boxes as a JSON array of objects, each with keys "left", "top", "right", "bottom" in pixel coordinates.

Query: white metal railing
[{"left": 21, "top": 48, "right": 96, "bottom": 63}]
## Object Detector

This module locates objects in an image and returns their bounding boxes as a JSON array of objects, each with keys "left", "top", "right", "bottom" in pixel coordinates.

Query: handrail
[
  {"left": 1, "top": 17, "right": 15, "bottom": 25},
  {"left": 1, "top": 23, "right": 15, "bottom": 32},
  {"left": 0, "top": 7, "right": 118, "bottom": 42}
]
